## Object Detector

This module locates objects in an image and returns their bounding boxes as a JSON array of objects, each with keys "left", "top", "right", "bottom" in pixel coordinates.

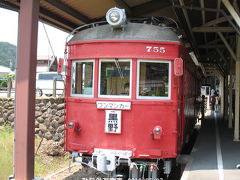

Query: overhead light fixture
[
  {"left": 189, "top": 52, "right": 199, "bottom": 66},
  {"left": 189, "top": 52, "right": 207, "bottom": 77},
  {"left": 199, "top": 63, "right": 207, "bottom": 77},
  {"left": 106, "top": 7, "right": 126, "bottom": 28}
]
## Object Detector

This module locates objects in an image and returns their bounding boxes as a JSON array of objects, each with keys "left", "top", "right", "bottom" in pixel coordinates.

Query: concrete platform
[{"left": 181, "top": 111, "right": 240, "bottom": 180}]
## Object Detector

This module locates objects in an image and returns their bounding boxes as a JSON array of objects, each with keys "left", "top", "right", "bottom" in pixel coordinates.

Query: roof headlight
[
  {"left": 109, "top": 11, "right": 120, "bottom": 22},
  {"left": 106, "top": 7, "right": 126, "bottom": 28}
]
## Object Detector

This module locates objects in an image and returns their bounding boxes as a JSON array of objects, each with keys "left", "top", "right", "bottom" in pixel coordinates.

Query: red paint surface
[
  {"left": 64, "top": 40, "right": 199, "bottom": 159},
  {"left": 174, "top": 58, "right": 184, "bottom": 76},
  {"left": 68, "top": 40, "right": 180, "bottom": 60}
]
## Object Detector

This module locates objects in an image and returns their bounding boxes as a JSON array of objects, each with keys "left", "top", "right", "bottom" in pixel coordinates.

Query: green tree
[
  {"left": 0, "top": 42, "right": 16, "bottom": 71},
  {"left": 0, "top": 74, "right": 15, "bottom": 88}
]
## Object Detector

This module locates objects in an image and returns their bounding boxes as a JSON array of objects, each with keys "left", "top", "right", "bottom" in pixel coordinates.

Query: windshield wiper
[{"left": 114, "top": 58, "right": 124, "bottom": 80}]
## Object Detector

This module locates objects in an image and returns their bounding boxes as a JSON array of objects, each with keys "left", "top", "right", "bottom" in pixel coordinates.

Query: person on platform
[
  {"left": 215, "top": 93, "right": 220, "bottom": 112},
  {"left": 200, "top": 95, "right": 205, "bottom": 119},
  {"left": 210, "top": 92, "right": 217, "bottom": 111}
]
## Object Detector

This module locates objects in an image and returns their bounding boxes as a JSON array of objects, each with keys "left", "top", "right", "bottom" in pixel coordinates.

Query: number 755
[{"left": 146, "top": 46, "right": 166, "bottom": 53}]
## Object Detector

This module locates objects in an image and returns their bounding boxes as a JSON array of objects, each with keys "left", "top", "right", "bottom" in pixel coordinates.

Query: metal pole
[
  {"left": 234, "top": 36, "right": 240, "bottom": 141},
  {"left": 14, "top": 0, "right": 39, "bottom": 179},
  {"left": 7, "top": 78, "right": 12, "bottom": 98},
  {"left": 53, "top": 77, "right": 57, "bottom": 97},
  {"left": 220, "top": 76, "right": 224, "bottom": 114},
  {"left": 224, "top": 75, "right": 229, "bottom": 121},
  {"left": 229, "top": 60, "right": 233, "bottom": 128}
]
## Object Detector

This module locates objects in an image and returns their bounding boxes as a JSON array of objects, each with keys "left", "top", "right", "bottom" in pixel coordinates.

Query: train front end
[{"left": 65, "top": 8, "right": 184, "bottom": 178}]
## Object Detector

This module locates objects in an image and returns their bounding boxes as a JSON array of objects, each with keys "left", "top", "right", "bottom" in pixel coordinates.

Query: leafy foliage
[
  {"left": 0, "top": 74, "right": 15, "bottom": 88},
  {"left": 0, "top": 42, "right": 16, "bottom": 70}
]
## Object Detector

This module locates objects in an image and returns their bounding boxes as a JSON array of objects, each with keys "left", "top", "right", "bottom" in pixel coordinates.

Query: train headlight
[
  {"left": 68, "top": 122, "right": 74, "bottom": 128},
  {"left": 109, "top": 11, "right": 120, "bottom": 22},
  {"left": 154, "top": 127, "right": 161, "bottom": 135},
  {"left": 106, "top": 7, "right": 126, "bottom": 28},
  {"left": 152, "top": 126, "right": 162, "bottom": 140}
]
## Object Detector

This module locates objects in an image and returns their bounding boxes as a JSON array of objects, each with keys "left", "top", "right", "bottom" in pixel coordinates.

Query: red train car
[{"left": 64, "top": 8, "right": 200, "bottom": 179}]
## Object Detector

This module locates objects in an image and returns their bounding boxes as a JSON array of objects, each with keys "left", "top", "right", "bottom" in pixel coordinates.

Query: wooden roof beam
[
  {"left": 131, "top": 1, "right": 170, "bottom": 16},
  {"left": 233, "top": 0, "right": 240, "bottom": 16},
  {"left": 39, "top": 17, "right": 73, "bottom": 32},
  {"left": 178, "top": 0, "right": 198, "bottom": 55},
  {"left": 198, "top": 44, "right": 225, "bottom": 48},
  {"left": 178, "top": 0, "right": 194, "bottom": 38},
  {"left": 0, "top": 1, "right": 18, "bottom": 12},
  {"left": 0, "top": 1, "right": 20, "bottom": 11},
  {"left": 114, "top": 0, "right": 132, "bottom": 15},
  {"left": 0, "top": 1, "right": 78, "bottom": 31},
  {"left": 200, "top": 0, "right": 207, "bottom": 43},
  {"left": 215, "top": 48, "right": 229, "bottom": 64},
  {"left": 173, "top": 4, "right": 240, "bottom": 35},
  {"left": 45, "top": 0, "right": 91, "bottom": 24},
  {"left": 202, "top": 16, "right": 233, "bottom": 27},
  {"left": 192, "top": 26, "right": 235, "bottom": 32},
  {"left": 222, "top": 0, "right": 240, "bottom": 29},
  {"left": 218, "top": 32, "right": 237, "bottom": 61},
  {"left": 206, "top": 35, "right": 234, "bottom": 45},
  {"left": 40, "top": 7, "right": 78, "bottom": 30}
]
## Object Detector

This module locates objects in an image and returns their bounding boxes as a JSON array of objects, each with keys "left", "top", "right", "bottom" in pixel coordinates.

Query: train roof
[{"left": 68, "top": 22, "right": 181, "bottom": 43}]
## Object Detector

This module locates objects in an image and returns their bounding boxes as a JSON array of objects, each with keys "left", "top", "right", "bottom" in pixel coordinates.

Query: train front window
[
  {"left": 71, "top": 60, "right": 94, "bottom": 97},
  {"left": 137, "top": 60, "right": 171, "bottom": 99},
  {"left": 99, "top": 59, "right": 131, "bottom": 98}
]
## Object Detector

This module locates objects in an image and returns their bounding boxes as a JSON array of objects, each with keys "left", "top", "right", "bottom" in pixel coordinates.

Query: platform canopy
[
  {"left": 0, "top": 0, "right": 239, "bottom": 75},
  {"left": 0, "top": 1, "right": 240, "bottom": 180}
]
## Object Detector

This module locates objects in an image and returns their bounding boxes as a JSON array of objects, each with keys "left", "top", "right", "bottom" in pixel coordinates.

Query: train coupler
[{"left": 93, "top": 148, "right": 132, "bottom": 172}]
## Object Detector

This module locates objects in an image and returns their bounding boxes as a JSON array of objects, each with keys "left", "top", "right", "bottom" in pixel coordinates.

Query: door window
[{"left": 71, "top": 60, "right": 94, "bottom": 97}]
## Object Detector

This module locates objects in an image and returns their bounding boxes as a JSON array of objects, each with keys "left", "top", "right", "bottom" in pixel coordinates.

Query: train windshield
[
  {"left": 99, "top": 59, "right": 131, "bottom": 98},
  {"left": 137, "top": 60, "right": 170, "bottom": 99},
  {"left": 71, "top": 60, "right": 94, "bottom": 97}
]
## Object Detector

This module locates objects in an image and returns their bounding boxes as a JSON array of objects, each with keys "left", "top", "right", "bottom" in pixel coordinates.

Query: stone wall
[
  {"left": 0, "top": 97, "right": 65, "bottom": 155},
  {"left": 0, "top": 98, "right": 15, "bottom": 125}
]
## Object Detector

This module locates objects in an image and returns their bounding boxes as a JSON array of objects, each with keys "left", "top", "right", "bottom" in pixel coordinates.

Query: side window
[
  {"left": 99, "top": 59, "right": 131, "bottom": 98},
  {"left": 71, "top": 60, "right": 94, "bottom": 97},
  {"left": 137, "top": 60, "right": 170, "bottom": 99}
]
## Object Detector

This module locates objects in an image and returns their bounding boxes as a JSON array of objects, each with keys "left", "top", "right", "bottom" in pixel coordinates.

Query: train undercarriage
[{"left": 71, "top": 151, "right": 178, "bottom": 179}]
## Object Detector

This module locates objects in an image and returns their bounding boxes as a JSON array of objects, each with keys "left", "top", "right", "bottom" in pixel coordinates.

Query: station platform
[{"left": 181, "top": 111, "right": 240, "bottom": 180}]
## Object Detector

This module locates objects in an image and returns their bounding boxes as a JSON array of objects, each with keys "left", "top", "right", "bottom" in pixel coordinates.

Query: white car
[{"left": 36, "top": 72, "right": 64, "bottom": 96}]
